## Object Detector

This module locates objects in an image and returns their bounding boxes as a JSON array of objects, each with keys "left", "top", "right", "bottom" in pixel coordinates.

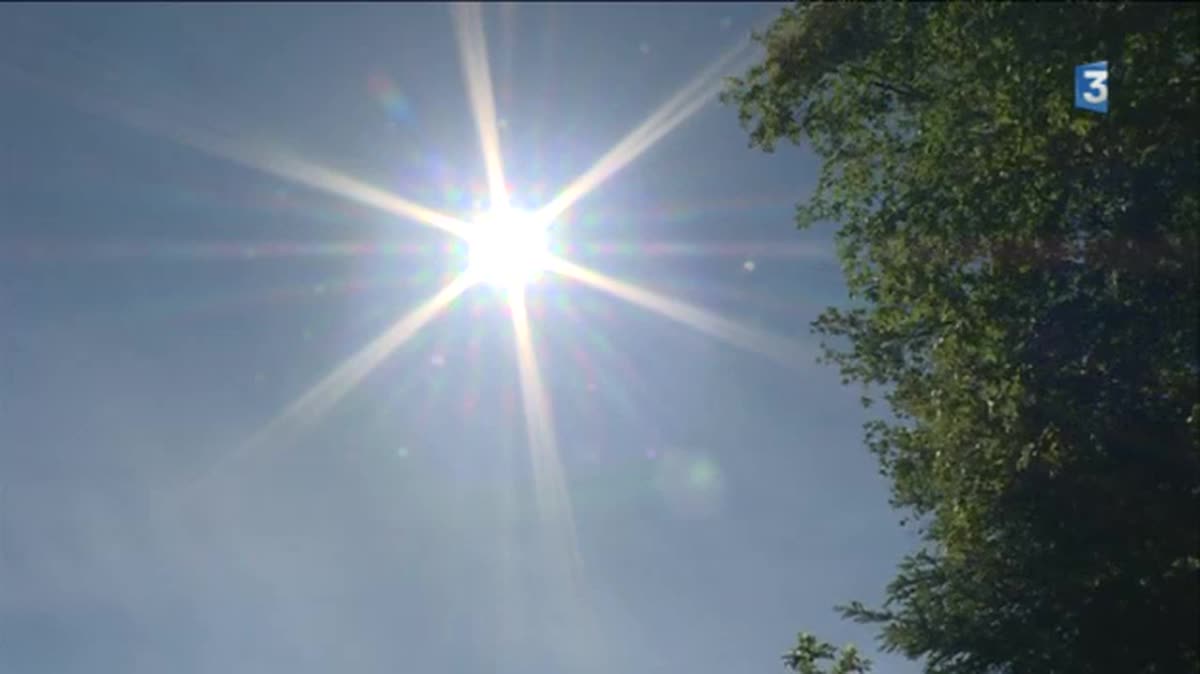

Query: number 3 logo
[
  {"left": 1075, "top": 61, "right": 1109, "bottom": 114},
  {"left": 1082, "top": 69, "right": 1108, "bottom": 104}
]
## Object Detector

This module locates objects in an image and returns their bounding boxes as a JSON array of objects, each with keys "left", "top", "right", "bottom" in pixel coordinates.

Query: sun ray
[
  {"left": 0, "top": 58, "right": 474, "bottom": 241},
  {"left": 187, "top": 275, "right": 473, "bottom": 490},
  {"left": 0, "top": 238, "right": 433, "bottom": 264},
  {"left": 147, "top": 126, "right": 475, "bottom": 240},
  {"left": 569, "top": 238, "right": 835, "bottom": 261},
  {"left": 507, "top": 288, "right": 600, "bottom": 660},
  {"left": 546, "top": 256, "right": 812, "bottom": 369},
  {"left": 507, "top": 288, "right": 584, "bottom": 582},
  {"left": 238, "top": 148, "right": 477, "bottom": 240},
  {"left": 534, "top": 36, "right": 756, "bottom": 226},
  {"left": 452, "top": 2, "right": 510, "bottom": 210}
]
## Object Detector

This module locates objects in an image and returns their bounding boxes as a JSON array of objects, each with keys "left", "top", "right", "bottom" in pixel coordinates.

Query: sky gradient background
[{"left": 1, "top": 4, "right": 919, "bottom": 673}]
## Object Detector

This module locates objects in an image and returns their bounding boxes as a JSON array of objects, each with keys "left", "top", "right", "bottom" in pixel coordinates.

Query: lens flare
[
  {"left": 507, "top": 289, "right": 583, "bottom": 580},
  {"left": 452, "top": 2, "right": 510, "bottom": 210},
  {"left": 546, "top": 256, "right": 812, "bottom": 369},
  {"left": 0, "top": 58, "right": 473, "bottom": 241},
  {"left": 188, "top": 275, "right": 472, "bottom": 491},
  {"left": 535, "top": 36, "right": 755, "bottom": 225},
  {"left": 467, "top": 208, "right": 550, "bottom": 289}
]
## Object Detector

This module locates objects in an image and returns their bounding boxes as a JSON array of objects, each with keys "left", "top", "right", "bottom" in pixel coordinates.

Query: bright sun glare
[
  {"left": 178, "top": 4, "right": 813, "bottom": 609},
  {"left": 191, "top": 6, "right": 803, "bottom": 576},
  {"left": 467, "top": 208, "right": 549, "bottom": 289}
]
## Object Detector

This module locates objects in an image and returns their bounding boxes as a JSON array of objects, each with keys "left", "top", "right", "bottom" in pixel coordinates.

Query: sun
[{"left": 466, "top": 207, "right": 550, "bottom": 289}]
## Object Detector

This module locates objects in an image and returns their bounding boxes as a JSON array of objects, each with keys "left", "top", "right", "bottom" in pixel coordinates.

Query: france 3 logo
[{"left": 1075, "top": 61, "right": 1109, "bottom": 114}]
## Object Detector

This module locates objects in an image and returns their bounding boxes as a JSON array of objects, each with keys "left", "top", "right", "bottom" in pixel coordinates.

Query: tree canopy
[{"left": 723, "top": 4, "right": 1199, "bottom": 673}]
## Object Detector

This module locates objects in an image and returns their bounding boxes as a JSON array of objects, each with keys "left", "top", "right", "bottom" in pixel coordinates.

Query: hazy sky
[{"left": 0, "top": 4, "right": 918, "bottom": 673}]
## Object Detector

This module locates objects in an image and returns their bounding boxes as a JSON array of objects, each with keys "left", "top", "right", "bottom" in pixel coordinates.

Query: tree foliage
[
  {"left": 782, "top": 633, "right": 872, "bottom": 674},
  {"left": 723, "top": 4, "right": 1199, "bottom": 673}
]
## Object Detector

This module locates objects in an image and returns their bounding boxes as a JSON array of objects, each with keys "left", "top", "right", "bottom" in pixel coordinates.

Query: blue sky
[{"left": 0, "top": 4, "right": 918, "bottom": 673}]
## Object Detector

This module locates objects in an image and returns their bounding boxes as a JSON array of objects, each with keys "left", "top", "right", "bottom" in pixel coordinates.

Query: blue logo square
[{"left": 1075, "top": 61, "right": 1109, "bottom": 114}]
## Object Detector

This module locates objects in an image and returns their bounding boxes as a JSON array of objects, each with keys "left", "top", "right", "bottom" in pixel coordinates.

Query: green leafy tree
[
  {"left": 723, "top": 4, "right": 1199, "bottom": 673},
  {"left": 783, "top": 633, "right": 872, "bottom": 674}
]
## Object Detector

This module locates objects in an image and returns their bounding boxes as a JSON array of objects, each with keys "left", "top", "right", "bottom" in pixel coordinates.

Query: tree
[
  {"left": 783, "top": 634, "right": 872, "bottom": 674},
  {"left": 723, "top": 4, "right": 1199, "bottom": 673}
]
